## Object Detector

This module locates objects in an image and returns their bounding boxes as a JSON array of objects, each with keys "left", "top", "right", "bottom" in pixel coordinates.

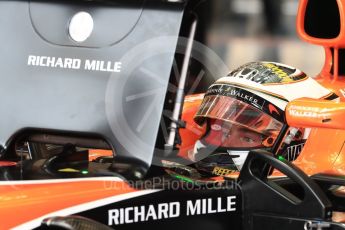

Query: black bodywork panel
[
  {"left": 0, "top": 0, "right": 186, "bottom": 169},
  {"left": 78, "top": 186, "right": 242, "bottom": 230}
]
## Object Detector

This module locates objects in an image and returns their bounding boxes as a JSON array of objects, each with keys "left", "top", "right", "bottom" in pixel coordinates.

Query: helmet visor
[{"left": 195, "top": 94, "right": 284, "bottom": 148}]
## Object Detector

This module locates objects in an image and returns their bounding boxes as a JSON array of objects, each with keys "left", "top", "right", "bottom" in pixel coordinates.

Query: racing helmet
[{"left": 190, "top": 61, "right": 338, "bottom": 176}]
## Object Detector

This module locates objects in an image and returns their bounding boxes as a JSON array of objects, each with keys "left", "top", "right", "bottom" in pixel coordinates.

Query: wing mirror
[{"left": 286, "top": 97, "right": 345, "bottom": 130}]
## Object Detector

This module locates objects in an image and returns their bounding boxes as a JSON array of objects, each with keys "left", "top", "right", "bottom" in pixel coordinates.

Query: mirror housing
[{"left": 286, "top": 97, "right": 345, "bottom": 130}]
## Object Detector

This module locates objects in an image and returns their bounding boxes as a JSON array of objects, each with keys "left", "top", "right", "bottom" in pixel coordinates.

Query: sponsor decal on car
[
  {"left": 27, "top": 55, "right": 122, "bottom": 73},
  {"left": 108, "top": 196, "right": 237, "bottom": 225},
  {"left": 288, "top": 105, "right": 331, "bottom": 119}
]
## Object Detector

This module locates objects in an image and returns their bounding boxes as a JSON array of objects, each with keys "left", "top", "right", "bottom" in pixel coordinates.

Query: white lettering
[
  {"left": 28, "top": 55, "right": 36, "bottom": 66},
  {"left": 46, "top": 57, "right": 55, "bottom": 67},
  {"left": 64, "top": 58, "right": 72, "bottom": 69},
  {"left": 55, "top": 58, "right": 63, "bottom": 68},
  {"left": 108, "top": 209, "right": 119, "bottom": 225},
  {"left": 119, "top": 208, "right": 125, "bottom": 225},
  {"left": 134, "top": 206, "right": 145, "bottom": 222},
  {"left": 72, "top": 59, "right": 81, "bottom": 69},
  {"left": 207, "top": 198, "right": 217, "bottom": 214},
  {"left": 27, "top": 55, "right": 121, "bottom": 73},
  {"left": 107, "top": 196, "right": 237, "bottom": 225},
  {"left": 114, "top": 62, "right": 122, "bottom": 72},
  {"left": 39, "top": 56, "right": 47, "bottom": 66},
  {"left": 227, "top": 196, "right": 236, "bottom": 211},
  {"left": 169, "top": 202, "right": 180, "bottom": 218},
  {"left": 217, "top": 197, "right": 227, "bottom": 213},
  {"left": 158, "top": 203, "right": 169, "bottom": 219},
  {"left": 145, "top": 205, "right": 157, "bottom": 221},
  {"left": 96, "top": 60, "right": 101, "bottom": 70},
  {"left": 99, "top": 61, "right": 107, "bottom": 72},
  {"left": 85, "top": 59, "right": 97, "bottom": 70},
  {"left": 202, "top": 198, "right": 207, "bottom": 214},
  {"left": 125, "top": 207, "right": 133, "bottom": 224},
  {"left": 186, "top": 199, "right": 200, "bottom": 216},
  {"left": 106, "top": 61, "right": 112, "bottom": 72}
]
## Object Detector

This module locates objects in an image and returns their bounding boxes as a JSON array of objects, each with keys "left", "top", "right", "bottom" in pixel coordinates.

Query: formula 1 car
[
  {"left": 1, "top": 0, "right": 345, "bottom": 230},
  {"left": 180, "top": 0, "right": 345, "bottom": 178}
]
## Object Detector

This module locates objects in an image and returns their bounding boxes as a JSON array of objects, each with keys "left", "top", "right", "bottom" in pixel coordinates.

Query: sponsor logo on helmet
[
  {"left": 228, "top": 62, "right": 307, "bottom": 85},
  {"left": 263, "top": 63, "right": 293, "bottom": 83},
  {"left": 268, "top": 104, "right": 280, "bottom": 116},
  {"left": 206, "top": 84, "right": 265, "bottom": 109},
  {"left": 211, "top": 124, "right": 222, "bottom": 131}
]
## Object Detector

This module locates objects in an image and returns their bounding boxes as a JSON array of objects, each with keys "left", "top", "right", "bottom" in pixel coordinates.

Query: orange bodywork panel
[
  {"left": 286, "top": 98, "right": 345, "bottom": 130},
  {"left": 88, "top": 149, "right": 113, "bottom": 161},
  {"left": 294, "top": 128, "right": 345, "bottom": 176},
  {"left": 297, "top": 0, "right": 345, "bottom": 99},
  {"left": 294, "top": 0, "right": 345, "bottom": 176},
  {"left": 0, "top": 178, "right": 137, "bottom": 229},
  {"left": 297, "top": 0, "right": 345, "bottom": 48},
  {"left": 178, "top": 94, "right": 205, "bottom": 159}
]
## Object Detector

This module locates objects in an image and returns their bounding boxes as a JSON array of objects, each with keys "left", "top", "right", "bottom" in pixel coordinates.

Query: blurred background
[{"left": 196, "top": 0, "right": 324, "bottom": 78}]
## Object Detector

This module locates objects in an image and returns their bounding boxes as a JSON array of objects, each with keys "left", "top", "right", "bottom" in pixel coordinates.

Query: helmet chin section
[
  {"left": 189, "top": 140, "right": 220, "bottom": 162},
  {"left": 190, "top": 139, "right": 250, "bottom": 173},
  {"left": 188, "top": 140, "right": 206, "bottom": 162},
  {"left": 227, "top": 150, "right": 249, "bottom": 171}
]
